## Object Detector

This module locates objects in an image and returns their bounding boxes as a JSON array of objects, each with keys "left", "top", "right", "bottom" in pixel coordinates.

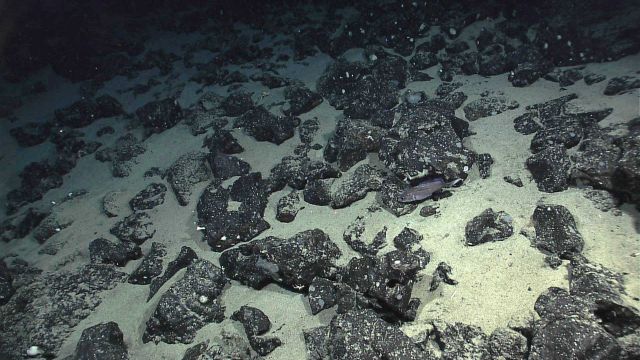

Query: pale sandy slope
[{"left": 0, "top": 18, "right": 638, "bottom": 360}]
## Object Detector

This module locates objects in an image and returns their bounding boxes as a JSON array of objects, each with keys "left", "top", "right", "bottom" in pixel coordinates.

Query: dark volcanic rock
[
  {"left": 532, "top": 204, "right": 583, "bottom": 258},
  {"left": 276, "top": 191, "right": 302, "bottom": 223},
  {"left": 513, "top": 94, "right": 611, "bottom": 149},
  {"left": 0, "top": 260, "right": 14, "bottom": 305},
  {"left": 530, "top": 122, "right": 584, "bottom": 153},
  {"left": 231, "top": 306, "right": 282, "bottom": 356},
  {"left": 429, "top": 262, "right": 459, "bottom": 291},
  {"left": 219, "top": 229, "right": 341, "bottom": 290},
  {"left": 5, "top": 161, "right": 64, "bottom": 214},
  {"left": 283, "top": 84, "right": 323, "bottom": 116},
  {"left": 203, "top": 130, "right": 244, "bottom": 155},
  {"left": 343, "top": 216, "right": 387, "bottom": 255},
  {"left": 148, "top": 246, "right": 199, "bottom": 300},
  {"left": 513, "top": 112, "right": 544, "bottom": 135},
  {"left": 197, "top": 174, "right": 270, "bottom": 251},
  {"left": 234, "top": 106, "right": 299, "bottom": 145},
  {"left": 559, "top": 68, "right": 583, "bottom": 87},
  {"left": 89, "top": 237, "right": 142, "bottom": 267},
  {"left": 317, "top": 59, "right": 398, "bottom": 120},
  {"left": 324, "top": 117, "right": 387, "bottom": 171},
  {"left": 299, "top": 118, "right": 320, "bottom": 144},
  {"left": 309, "top": 277, "right": 338, "bottom": 315},
  {"left": 231, "top": 306, "right": 272, "bottom": 337},
  {"left": 128, "top": 242, "right": 166, "bottom": 285},
  {"left": 221, "top": 91, "right": 254, "bottom": 116},
  {"left": 603, "top": 76, "right": 640, "bottom": 95},
  {"left": 571, "top": 123, "right": 640, "bottom": 204},
  {"left": 343, "top": 77, "right": 399, "bottom": 119},
  {"left": 506, "top": 44, "right": 553, "bottom": 87},
  {"left": 410, "top": 50, "right": 438, "bottom": 70},
  {"left": 378, "top": 177, "right": 418, "bottom": 217},
  {"left": 185, "top": 103, "right": 228, "bottom": 136},
  {"left": 303, "top": 178, "right": 334, "bottom": 206},
  {"left": 419, "top": 205, "right": 439, "bottom": 217},
  {"left": 109, "top": 211, "right": 156, "bottom": 245},
  {"left": 70, "top": 322, "right": 129, "bottom": 360},
  {"left": 330, "top": 164, "right": 385, "bottom": 209},
  {"left": 166, "top": 152, "right": 210, "bottom": 206},
  {"left": 478, "top": 44, "right": 509, "bottom": 76},
  {"left": 379, "top": 106, "right": 474, "bottom": 182},
  {"left": 55, "top": 95, "right": 123, "bottom": 128},
  {"left": 305, "top": 309, "right": 425, "bottom": 359},
  {"left": 143, "top": 259, "right": 229, "bottom": 344},
  {"left": 529, "top": 282, "right": 640, "bottom": 360},
  {"left": 584, "top": 73, "right": 606, "bottom": 85},
  {"left": 464, "top": 208, "right": 514, "bottom": 246},
  {"left": 0, "top": 264, "right": 126, "bottom": 359},
  {"left": 135, "top": 97, "right": 183, "bottom": 134},
  {"left": 252, "top": 72, "right": 290, "bottom": 88},
  {"left": 509, "top": 62, "right": 547, "bottom": 87},
  {"left": 568, "top": 255, "right": 630, "bottom": 307},
  {"left": 270, "top": 154, "right": 340, "bottom": 191},
  {"left": 429, "top": 321, "right": 491, "bottom": 359},
  {"left": 95, "top": 133, "right": 146, "bottom": 177},
  {"left": 208, "top": 152, "right": 250, "bottom": 180},
  {"left": 463, "top": 95, "right": 519, "bottom": 121},
  {"left": 181, "top": 333, "right": 254, "bottom": 360},
  {"left": 488, "top": 327, "right": 528, "bottom": 360},
  {"left": 477, "top": 153, "right": 494, "bottom": 179},
  {"left": 504, "top": 176, "right": 524, "bottom": 187},
  {"left": 246, "top": 335, "right": 282, "bottom": 356},
  {"left": 393, "top": 227, "right": 423, "bottom": 251},
  {"left": 340, "top": 250, "right": 428, "bottom": 320},
  {"left": 129, "top": 183, "right": 167, "bottom": 211},
  {"left": 1, "top": 207, "right": 49, "bottom": 242},
  {"left": 9, "top": 122, "right": 52, "bottom": 147},
  {"left": 526, "top": 146, "right": 572, "bottom": 193}
]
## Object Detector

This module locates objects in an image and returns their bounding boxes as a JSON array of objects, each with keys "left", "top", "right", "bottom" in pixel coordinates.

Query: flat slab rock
[{"left": 143, "top": 259, "right": 229, "bottom": 344}]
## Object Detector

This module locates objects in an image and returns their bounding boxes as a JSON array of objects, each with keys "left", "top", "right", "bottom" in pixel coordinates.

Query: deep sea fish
[{"left": 397, "top": 177, "right": 462, "bottom": 203}]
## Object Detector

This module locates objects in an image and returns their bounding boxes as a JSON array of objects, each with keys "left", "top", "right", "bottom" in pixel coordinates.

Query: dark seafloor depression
[{"left": 1, "top": 0, "right": 640, "bottom": 359}]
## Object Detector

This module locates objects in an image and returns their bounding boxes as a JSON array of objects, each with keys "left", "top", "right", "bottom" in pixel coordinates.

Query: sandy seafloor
[{"left": 0, "top": 15, "right": 639, "bottom": 360}]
